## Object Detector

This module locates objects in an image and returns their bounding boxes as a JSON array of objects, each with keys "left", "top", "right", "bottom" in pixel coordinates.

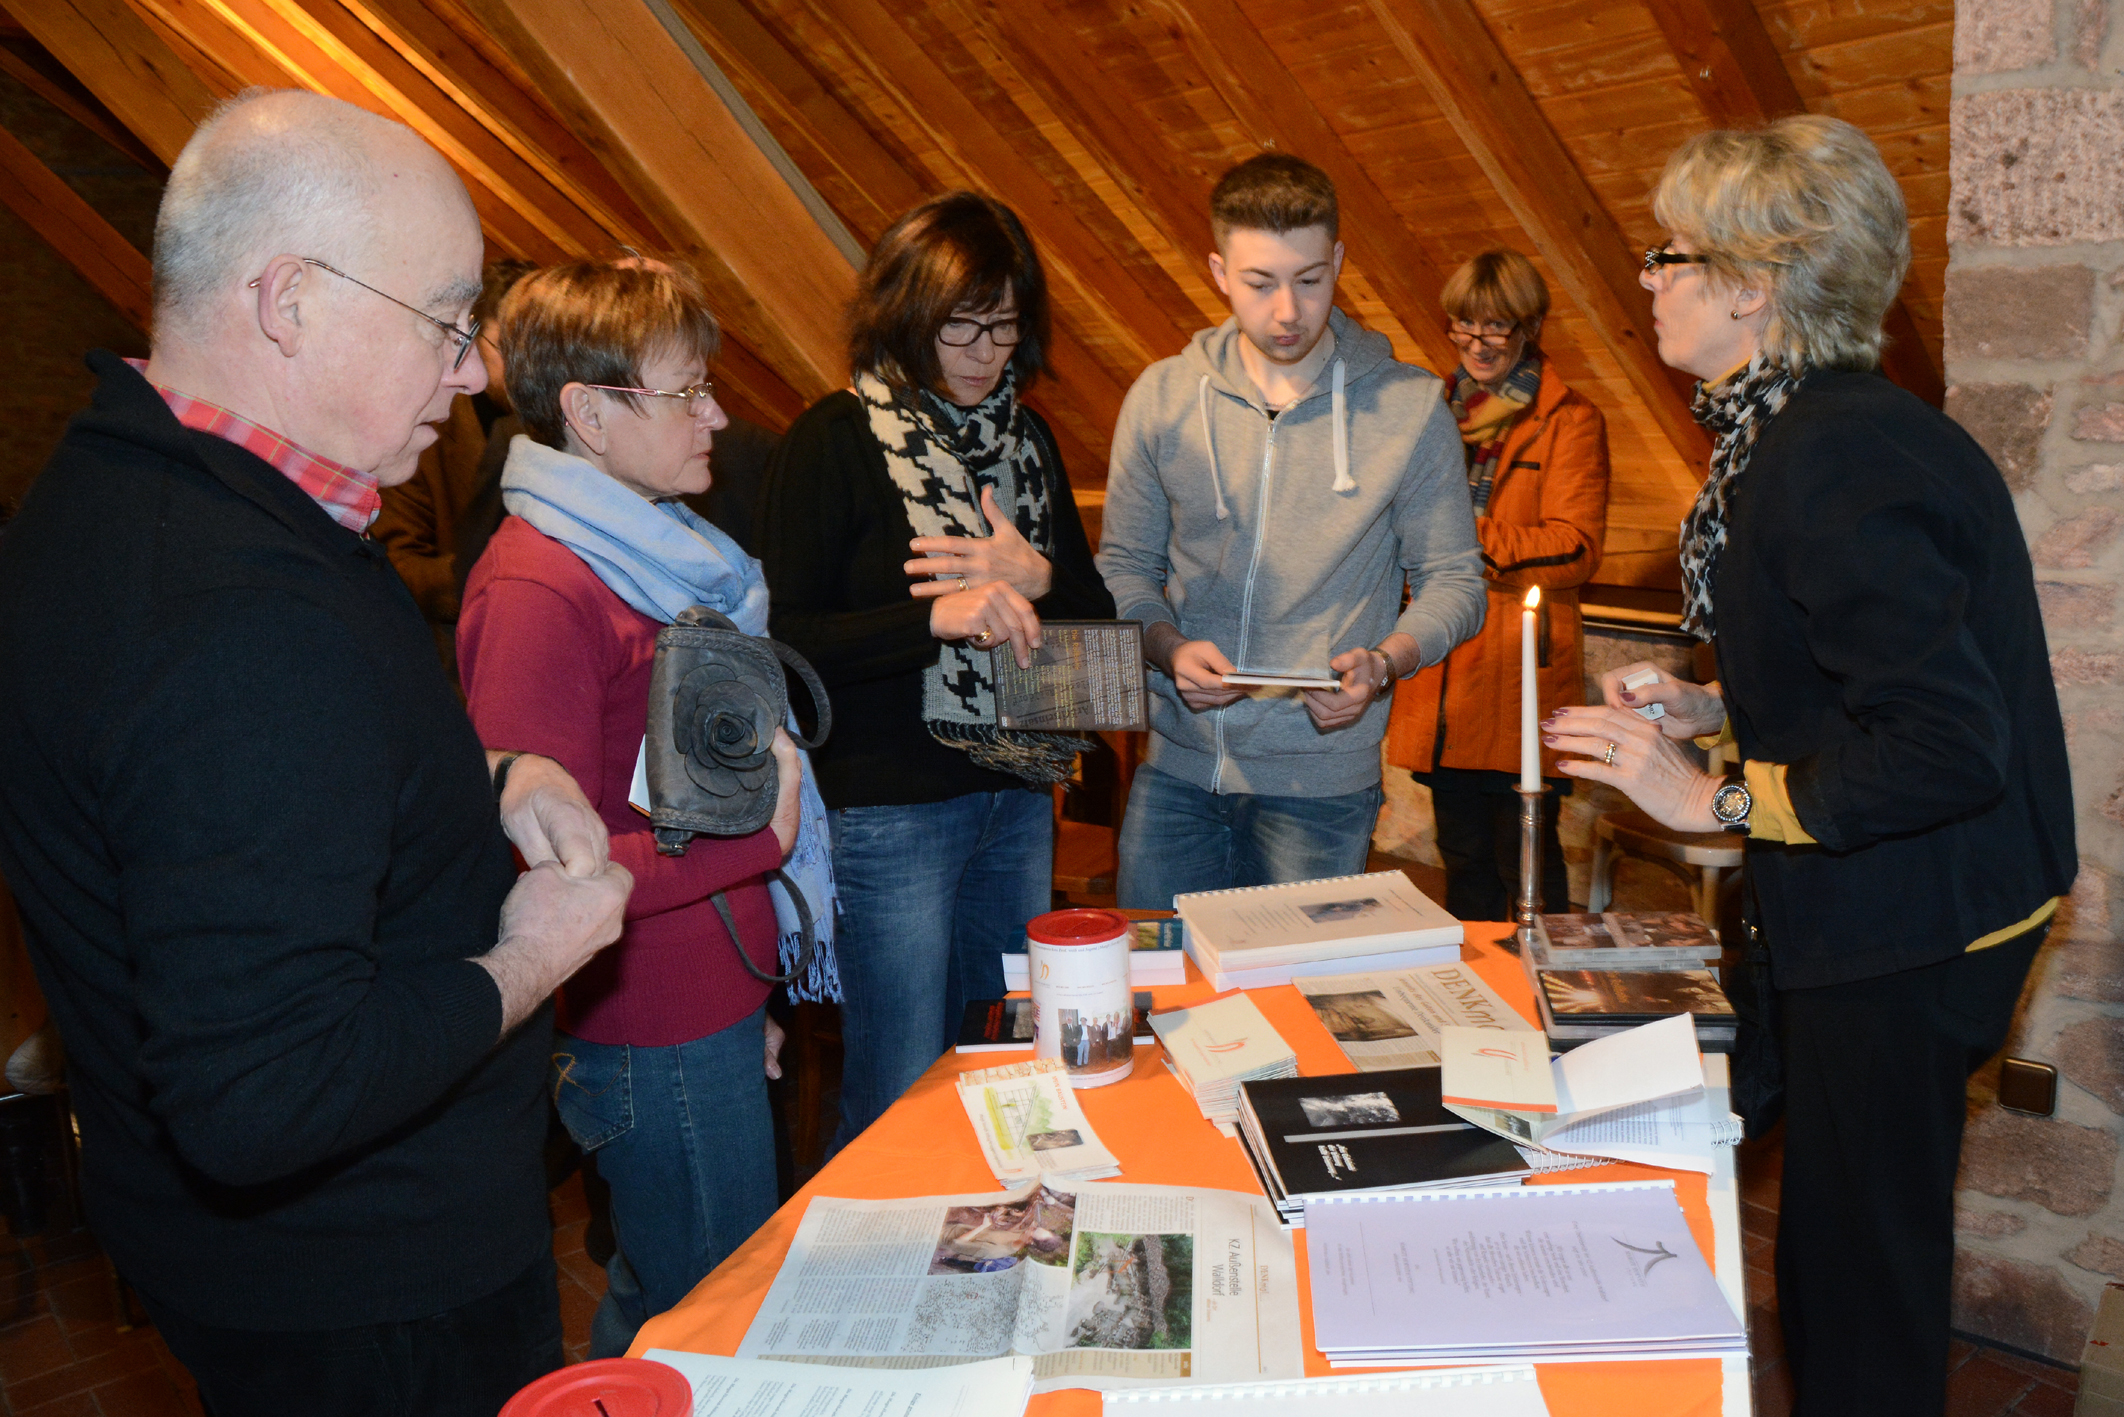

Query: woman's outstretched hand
[
  {"left": 1597, "top": 661, "right": 1728, "bottom": 740},
  {"left": 1545, "top": 703, "right": 1725, "bottom": 833},
  {"left": 927, "top": 580, "right": 1042, "bottom": 669},
  {"left": 905, "top": 486, "right": 1053, "bottom": 600}
]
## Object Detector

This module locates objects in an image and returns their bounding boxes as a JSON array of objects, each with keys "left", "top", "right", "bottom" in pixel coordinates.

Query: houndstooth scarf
[
  {"left": 854, "top": 367, "right": 1084, "bottom": 784},
  {"left": 1678, "top": 353, "right": 1800, "bottom": 641}
]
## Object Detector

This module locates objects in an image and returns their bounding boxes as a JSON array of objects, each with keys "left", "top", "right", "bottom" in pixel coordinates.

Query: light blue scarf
[{"left": 501, "top": 435, "right": 840, "bottom": 1003}]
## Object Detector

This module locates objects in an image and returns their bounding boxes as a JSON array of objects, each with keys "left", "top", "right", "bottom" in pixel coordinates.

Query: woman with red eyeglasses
[{"left": 1385, "top": 249, "right": 1610, "bottom": 922}]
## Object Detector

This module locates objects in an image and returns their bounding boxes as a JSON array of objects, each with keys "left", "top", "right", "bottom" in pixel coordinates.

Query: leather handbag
[{"left": 644, "top": 606, "right": 832, "bottom": 984}]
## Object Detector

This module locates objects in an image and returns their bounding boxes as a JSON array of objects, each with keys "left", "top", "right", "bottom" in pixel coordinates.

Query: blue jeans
[
  {"left": 830, "top": 789, "right": 1053, "bottom": 1149},
  {"left": 1116, "top": 764, "right": 1383, "bottom": 910},
  {"left": 550, "top": 1010, "right": 776, "bottom": 1359}
]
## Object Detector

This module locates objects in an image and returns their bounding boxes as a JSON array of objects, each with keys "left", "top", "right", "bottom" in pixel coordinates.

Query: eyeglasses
[
  {"left": 299, "top": 259, "right": 481, "bottom": 370},
  {"left": 582, "top": 381, "right": 720, "bottom": 419},
  {"left": 1446, "top": 320, "right": 1519, "bottom": 350},
  {"left": 938, "top": 315, "right": 1022, "bottom": 348},
  {"left": 1643, "top": 247, "right": 1712, "bottom": 273}
]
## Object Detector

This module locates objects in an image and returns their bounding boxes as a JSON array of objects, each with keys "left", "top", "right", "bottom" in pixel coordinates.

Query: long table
[{"left": 631, "top": 923, "right": 1752, "bottom": 1417}]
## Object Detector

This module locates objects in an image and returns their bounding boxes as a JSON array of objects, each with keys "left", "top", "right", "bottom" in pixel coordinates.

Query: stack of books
[
  {"left": 1174, "top": 872, "right": 1462, "bottom": 991},
  {"left": 1235, "top": 1068, "right": 1531, "bottom": 1225},
  {"left": 1306, "top": 1181, "right": 1747, "bottom": 1364},
  {"left": 1002, "top": 913, "right": 1187, "bottom": 990},
  {"left": 1528, "top": 965, "right": 1738, "bottom": 1050},
  {"left": 1525, "top": 911, "right": 1723, "bottom": 970},
  {"left": 1148, "top": 992, "right": 1297, "bottom": 1127}
]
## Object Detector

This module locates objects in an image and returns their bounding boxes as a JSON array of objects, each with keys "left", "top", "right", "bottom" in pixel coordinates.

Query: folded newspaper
[
  {"left": 958, "top": 1058, "right": 1123, "bottom": 1185},
  {"left": 736, "top": 1180, "right": 1304, "bottom": 1393},
  {"left": 1294, "top": 963, "right": 1530, "bottom": 1072}
]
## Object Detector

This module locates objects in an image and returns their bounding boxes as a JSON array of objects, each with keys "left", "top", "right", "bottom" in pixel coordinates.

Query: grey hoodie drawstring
[
  {"left": 1198, "top": 373, "right": 1229, "bottom": 520},
  {"left": 1330, "top": 357, "right": 1354, "bottom": 493}
]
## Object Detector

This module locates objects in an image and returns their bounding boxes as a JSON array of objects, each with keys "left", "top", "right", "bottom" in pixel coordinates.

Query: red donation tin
[
  {"left": 1025, "top": 908, "right": 1134, "bottom": 1088},
  {"left": 498, "top": 1358, "right": 693, "bottom": 1417}
]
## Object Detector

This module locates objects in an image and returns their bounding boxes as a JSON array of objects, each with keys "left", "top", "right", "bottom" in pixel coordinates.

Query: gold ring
[
  {"left": 1602, "top": 742, "right": 1617, "bottom": 766},
  {"left": 975, "top": 628, "right": 993, "bottom": 646},
  {"left": 956, "top": 575, "right": 968, "bottom": 594}
]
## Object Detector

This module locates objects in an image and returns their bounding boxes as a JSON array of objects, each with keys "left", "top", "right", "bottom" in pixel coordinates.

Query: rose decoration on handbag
[{"left": 644, "top": 606, "right": 832, "bottom": 985}]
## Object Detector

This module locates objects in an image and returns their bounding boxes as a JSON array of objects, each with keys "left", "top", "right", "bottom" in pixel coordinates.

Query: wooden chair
[{"left": 1587, "top": 808, "right": 1744, "bottom": 932}]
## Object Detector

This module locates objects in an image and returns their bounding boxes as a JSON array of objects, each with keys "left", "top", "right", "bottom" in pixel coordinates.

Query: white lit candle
[{"left": 1521, "top": 586, "right": 1541, "bottom": 792}]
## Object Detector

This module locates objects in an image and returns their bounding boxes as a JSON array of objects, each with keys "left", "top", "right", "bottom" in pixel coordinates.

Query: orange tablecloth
[{"left": 631, "top": 923, "right": 1743, "bottom": 1417}]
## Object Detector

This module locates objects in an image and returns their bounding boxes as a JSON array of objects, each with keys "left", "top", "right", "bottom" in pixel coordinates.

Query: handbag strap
[
  {"left": 707, "top": 866, "right": 816, "bottom": 986},
  {"left": 771, "top": 640, "right": 832, "bottom": 752}
]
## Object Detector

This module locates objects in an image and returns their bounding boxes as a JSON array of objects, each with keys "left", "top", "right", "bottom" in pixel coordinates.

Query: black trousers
[
  {"left": 1418, "top": 767, "right": 1571, "bottom": 921},
  {"left": 141, "top": 1252, "right": 564, "bottom": 1417},
  {"left": 1776, "top": 924, "right": 2045, "bottom": 1417}
]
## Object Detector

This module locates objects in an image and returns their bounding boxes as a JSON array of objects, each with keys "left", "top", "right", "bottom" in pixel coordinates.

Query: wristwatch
[{"left": 1710, "top": 779, "right": 1752, "bottom": 834}]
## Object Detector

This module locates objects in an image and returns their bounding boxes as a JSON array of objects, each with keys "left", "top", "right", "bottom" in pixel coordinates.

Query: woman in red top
[{"left": 458, "top": 260, "right": 801, "bottom": 1358}]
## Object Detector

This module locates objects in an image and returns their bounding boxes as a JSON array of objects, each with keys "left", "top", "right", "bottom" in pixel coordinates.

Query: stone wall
[{"left": 1944, "top": 0, "right": 2124, "bottom": 1362}]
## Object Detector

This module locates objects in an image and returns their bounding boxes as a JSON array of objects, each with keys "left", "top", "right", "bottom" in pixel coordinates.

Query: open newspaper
[
  {"left": 736, "top": 1180, "right": 1303, "bottom": 1394},
  {"left": 1293, "top": 963, "right": 1530, "bottom": 1071}
]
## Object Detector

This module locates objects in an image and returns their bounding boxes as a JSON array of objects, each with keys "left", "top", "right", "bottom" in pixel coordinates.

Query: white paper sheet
[{"left": 644, "top": 1349, "right": 1035, "bottom": 1417}]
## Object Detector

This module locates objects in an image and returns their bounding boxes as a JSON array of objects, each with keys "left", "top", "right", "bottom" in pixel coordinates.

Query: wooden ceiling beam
[
  {"left": 1145, "top": 0, "right": 1463, "bottom": 373},
  {"left": 1368, "top": 0, "right": 1713, "bottom": 471},
  {"left": 1638, "top": 0, "right": 1945, "bottom": 405},
  {"left": 0, "top": 0, "right": 219, "bottom": 163},
  {"left": 0, "top": 122, "right": 153, "bottom": 328},
  {"left": 677, "top": 0, "right": 1131, "bottom": 460},
  {"left": 0, "top": 35, "right": 164, "bottom": 169},
  {"left": 453, "top": 0, "right": 855, "bottom": 403},
  {"left": 788, "top": 0, "right": 1202, "bottom": 367}
]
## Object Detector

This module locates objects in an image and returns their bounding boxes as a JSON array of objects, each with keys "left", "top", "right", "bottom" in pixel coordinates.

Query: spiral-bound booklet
[
  {"left": 1101, "top": 1367, "right": 1551, "bottom": 1415},
  {"left": 1306, "top": 1180, "right": 1745, "bottom": 1364},
  {"left": 1175, "top": 872, "right": 1462, "bottom": 989}
]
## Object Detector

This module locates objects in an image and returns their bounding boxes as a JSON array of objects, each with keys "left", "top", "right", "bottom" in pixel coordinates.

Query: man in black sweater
[{"left": 0, "top": 91, "right": 632, "bottom": 1416}]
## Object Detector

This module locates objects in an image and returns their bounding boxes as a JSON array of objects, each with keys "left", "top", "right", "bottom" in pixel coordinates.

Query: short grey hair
[
  {"left": 1652, "top": 114, "right": 1910, "bottom": 374},
  {"left": 151, "top": 90, "right": 395, "bottom": 344}
]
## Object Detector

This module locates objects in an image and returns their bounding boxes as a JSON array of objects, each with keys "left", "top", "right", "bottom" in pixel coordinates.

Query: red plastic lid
[
  {"left": 1027, "top": 908, "right": 1129, "bottom": 947},
  {"left": 499, "top": 1359, "right": 693, "bottom": 1417}
]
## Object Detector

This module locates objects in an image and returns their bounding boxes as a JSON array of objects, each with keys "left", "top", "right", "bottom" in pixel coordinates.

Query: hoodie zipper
[{"left": 1216, "top": 412, "right": 1279, "bottom": 793}]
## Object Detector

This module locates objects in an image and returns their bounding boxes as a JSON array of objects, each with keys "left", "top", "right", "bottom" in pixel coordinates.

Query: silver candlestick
[{"left": 1516, "top": 784, "right": 1544, "bottom": 951}]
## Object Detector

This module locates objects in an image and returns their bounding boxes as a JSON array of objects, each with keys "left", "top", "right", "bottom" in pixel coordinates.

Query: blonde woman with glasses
[{"left": 1545, "top": 116, "right": 2073, "bottom": 1416}]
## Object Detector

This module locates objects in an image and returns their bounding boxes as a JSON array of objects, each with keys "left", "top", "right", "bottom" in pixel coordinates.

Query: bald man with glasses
[{"left": 0, "top": 90, "right": 633, "bottom": 1416}]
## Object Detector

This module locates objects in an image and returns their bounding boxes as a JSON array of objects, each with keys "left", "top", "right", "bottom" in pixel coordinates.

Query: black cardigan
[
  {"left": 1713, "top": 370, "right": 2075, "bottom": 989},
  {"left": 758, "top": 390, "right": 1116, "bottom": 808},
  {"left": 0, "top": 353, "right": 546, "bottom": 1329}
]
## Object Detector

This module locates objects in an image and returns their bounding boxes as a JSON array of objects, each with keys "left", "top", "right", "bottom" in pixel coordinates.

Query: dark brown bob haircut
[
  {"left": 1210, "top": 153, "right": 1338, "bottom": 248},
  {"left": 847, "top": 192, "right": 1049, "bottom": 396},
  {"left": 501, "top": 259, "right": 720, "bottom": 450}
]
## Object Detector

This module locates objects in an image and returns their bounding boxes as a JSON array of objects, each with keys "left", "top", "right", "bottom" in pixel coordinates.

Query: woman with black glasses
[
  {"left": 757, "top": 192, "right": 1113, "bottom": 1148},
  {"left": 1385, "top": 249, "right": 1609, "bottom": 921}
]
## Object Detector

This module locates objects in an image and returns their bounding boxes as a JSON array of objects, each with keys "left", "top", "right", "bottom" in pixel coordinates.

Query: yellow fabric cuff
[
  {"left": 1693, "top": 721, "right": 1737, "bottom": 753},
  {"left": 1742, "top": 760, "right": 1817, "bottom": 845},
  {"left": 1966, "top": 897, "right": 2059, "bottom": 953}
]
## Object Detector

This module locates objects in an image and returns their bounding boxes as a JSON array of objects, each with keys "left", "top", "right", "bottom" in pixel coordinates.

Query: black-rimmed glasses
[
  {"left": 1643, "top": 247, "right": 1712, "bottom": 273},
  {"left": 938, "top": 315, "right": 1022, "bottom": 348},
  {"left": 302, "top": 259, "right": 481, "bottom": 370},
  {"left": 1446, "top": 320, "right": 1519, "bottom": 350},
  {"left": 582, "top": 381, "right": 720, "bottom": 419}
]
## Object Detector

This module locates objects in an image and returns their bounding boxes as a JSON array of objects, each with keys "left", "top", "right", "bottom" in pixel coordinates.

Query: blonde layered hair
[{"left": 1652, "top": 114, "right": 1909, "bottom": 373}]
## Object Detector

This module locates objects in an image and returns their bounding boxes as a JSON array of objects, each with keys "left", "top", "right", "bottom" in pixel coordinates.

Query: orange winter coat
[{"left": 1386, "top": 363, "right": 1610, "bottom": 776}]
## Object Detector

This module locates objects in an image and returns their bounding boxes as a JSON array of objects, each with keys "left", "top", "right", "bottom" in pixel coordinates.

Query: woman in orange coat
[{"left": 1385, "top": 250, "right": 1609, "bottom": 921}]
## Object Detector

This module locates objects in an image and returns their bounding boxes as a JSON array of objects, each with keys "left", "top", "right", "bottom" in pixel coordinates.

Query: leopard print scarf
[{"left": 1678, "top": 353, "right": 1799, "bottom": 641}]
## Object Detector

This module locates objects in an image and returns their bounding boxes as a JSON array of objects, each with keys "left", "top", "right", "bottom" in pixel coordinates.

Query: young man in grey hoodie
[{"left": 1097, "top": 154, "right": 1486, "bottom": 908}]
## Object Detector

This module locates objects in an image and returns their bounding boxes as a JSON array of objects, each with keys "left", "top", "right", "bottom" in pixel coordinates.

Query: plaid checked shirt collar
[{"left": 125, "top": 359, "right": 381, "bottom": 533}]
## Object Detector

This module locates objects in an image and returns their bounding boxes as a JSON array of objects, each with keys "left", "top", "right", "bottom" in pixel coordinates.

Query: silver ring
[
  {"left": 956, "top": 575, "right": 968, "bottom": 594},
  {"left": 1602, "top": 742, "right": 1617, "bottom": 766}
]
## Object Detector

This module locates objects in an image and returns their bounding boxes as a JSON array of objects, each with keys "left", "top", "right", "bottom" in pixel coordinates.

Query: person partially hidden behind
[
  {"left": 371, "top": 256, "right": 532, "bottom": 682},
  {"left": 1096, "top": 153, "right": 1486, "bottom": 907},
  {"left": 1385, "top": 249, "right": 1609, "bottom": 920},
  {"left": 0, "top": 91, "right": 633, "bottom": 1417}
]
